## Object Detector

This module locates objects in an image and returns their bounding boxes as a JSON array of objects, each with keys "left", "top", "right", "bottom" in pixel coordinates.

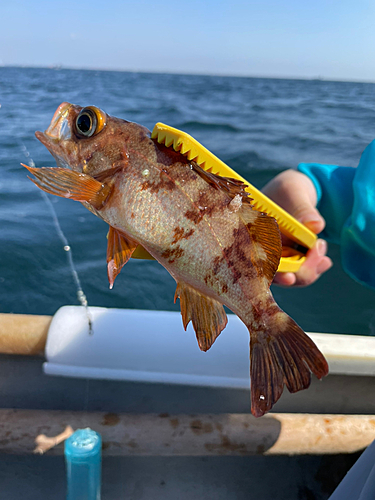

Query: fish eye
[{"left": 76, "top": 108, "right": 97, "bottom": 137}]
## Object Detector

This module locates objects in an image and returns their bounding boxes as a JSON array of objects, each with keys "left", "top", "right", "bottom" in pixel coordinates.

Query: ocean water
[{"left": 1, "top": 66, "right": 374, "bottom": 335}]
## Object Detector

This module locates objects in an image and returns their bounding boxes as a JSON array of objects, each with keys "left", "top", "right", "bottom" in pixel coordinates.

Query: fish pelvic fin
[
  {"left": 107, "top": 226, "right": 138, "bottom": 289},
  {"left": 23, "top": 164, "right": 113, "bottom": 210},
  {"left": 248, "top": 306, "right": 328, "bottom": 418},
  {"left": 175, "top": 282, "right": 228, "bottom": 351}
]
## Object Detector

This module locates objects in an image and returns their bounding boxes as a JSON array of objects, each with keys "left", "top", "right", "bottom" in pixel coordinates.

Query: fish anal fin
[
  {"left": 23, "top": 164, "right": 113, "bottom": 210},
  {"left": 192, "top": 163, "right": 253, "bottom": 205},
  {"left": 249, "top": 307, "right": 329, "bottom": 417},
  {"left": 107, "top": 226, "right": 138, "bottom": 288},
  {"left": 241, "top": 205, "right": 282, "bottom": 284},
  {"left": 175, "top": 282, "right": 228, "bottom": 351}
]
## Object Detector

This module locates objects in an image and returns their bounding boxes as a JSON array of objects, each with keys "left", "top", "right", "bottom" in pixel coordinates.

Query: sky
[{"left": 2, "top": 0, "right": 375, "bottom": 81}]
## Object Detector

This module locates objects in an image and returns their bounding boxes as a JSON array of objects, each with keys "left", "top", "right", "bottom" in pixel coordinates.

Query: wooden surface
[
  {"left": 0, "top": 314, "right": 51, "bottom": 355},
  {"left": 0, "top": 409, "right": 374, "bottom": 456}
]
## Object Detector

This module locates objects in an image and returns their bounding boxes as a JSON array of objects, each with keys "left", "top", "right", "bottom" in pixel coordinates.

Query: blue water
[{"left": 1, "top": 66, "right": 374, "bottom": 334}]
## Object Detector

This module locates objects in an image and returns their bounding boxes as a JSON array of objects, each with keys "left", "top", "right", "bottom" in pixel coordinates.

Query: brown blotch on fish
[
  {"left": 203, "top": 270, "right": 214, "bottom": 287},
  {"left": 232, "top": 268, "right": 242, "bottom": 284},
  {"left": 252, "top": 299, "right": 280, "bottom": 326},
  {"left": 212, "top": 256, "right": 221, "bottom": 274},
  {"left": 196, "top": 191, "right": 216, "bottom": 218},
  {"left": 141, "top": 170, "right": 175, "bottom": 194},
  {"left": 161, "top": 245, "right": 184, "bottom": 263},
  {"left": 185, "top": 209, "right": 204, "bottom": 224},
  {"left": 232, "top": 226, "right": 252, "bottom": 256},
  {"left": 203, "top": 270, "right": 228, "bottom": 296},
  {"left": 184, "top": 190, "right": 226, "bottom": 225},
  {"left": 171, "top": 226, "right": 195, "bottom": 244}
]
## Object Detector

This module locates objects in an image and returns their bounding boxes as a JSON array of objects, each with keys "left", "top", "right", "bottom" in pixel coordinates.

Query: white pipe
[{"left": 43, "top": 306, "right": 375, "bottom": 386}]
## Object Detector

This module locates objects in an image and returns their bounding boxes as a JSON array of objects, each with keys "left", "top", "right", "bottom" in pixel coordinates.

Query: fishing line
[{"left": 20, "top": 143, "right": 93, "bottom": 334}]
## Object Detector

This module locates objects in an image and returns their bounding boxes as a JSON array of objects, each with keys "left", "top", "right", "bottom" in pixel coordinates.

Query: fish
[{"left": 24, "top": 102, "right": 329, "bottom": 417}]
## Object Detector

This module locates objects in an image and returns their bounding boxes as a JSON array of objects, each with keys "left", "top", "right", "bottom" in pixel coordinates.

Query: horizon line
[{"left": 2, "top": 64, "right": 375, "bottom": 85}]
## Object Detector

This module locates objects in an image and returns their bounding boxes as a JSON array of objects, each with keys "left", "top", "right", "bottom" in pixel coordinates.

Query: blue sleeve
[
  {"left": 298, "top": 139, "right": 375, "bottom": 289},
  {"left": 297, "top": 163, "right": 355, "bottom": 244},
  {"left": 341, "top": 141, "right": 375, "bottom": 289}
]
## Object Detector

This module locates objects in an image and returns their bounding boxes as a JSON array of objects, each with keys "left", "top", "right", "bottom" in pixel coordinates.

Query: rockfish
[{"left": 24, "top": 102, "right": 328, "bottom": 417}]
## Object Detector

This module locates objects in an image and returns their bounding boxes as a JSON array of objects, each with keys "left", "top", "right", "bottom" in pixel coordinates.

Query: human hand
[{"left": 262, "top": 169, "right": 333, "bottom": 287}]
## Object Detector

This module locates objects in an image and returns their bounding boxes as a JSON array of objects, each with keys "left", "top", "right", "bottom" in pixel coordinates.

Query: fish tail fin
[{"left": 247, "top": 310, "right": 328, "bottom": 418}]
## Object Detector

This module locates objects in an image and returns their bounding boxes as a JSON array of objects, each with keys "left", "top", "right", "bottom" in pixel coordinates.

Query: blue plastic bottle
[{"left": 64, "top": 428, "right": 102, "bottom": 500}]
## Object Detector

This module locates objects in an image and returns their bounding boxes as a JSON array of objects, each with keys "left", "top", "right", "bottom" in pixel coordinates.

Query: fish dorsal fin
[
  {"left": 174, "top": 282, "right": 228, "bottom": 351},
  {"left": 192, "top": 163, "right": 253, "bottom": 205},
  {"left": 240, "top": 205, "right": 282, "bottom": 284},
  {"left": 107, "top": 226, "right": 138, "bottom": 289}
]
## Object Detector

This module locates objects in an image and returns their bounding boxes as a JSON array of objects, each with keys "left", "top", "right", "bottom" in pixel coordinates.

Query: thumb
[
  {"left": 262, "top": 170, "right": 326, "bottom": 235},
  {"left": 292, "top": 203, "right": 325, "bottom": 234}
]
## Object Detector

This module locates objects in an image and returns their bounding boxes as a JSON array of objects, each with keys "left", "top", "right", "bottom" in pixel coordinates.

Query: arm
[
  {"left": 298, "top": 163, "right": 355, "bottom": 244},
  {"left": 298, "top": 151, "right": 375, "bottom": 289},
  {"left": 340, "top": 141, "right": 375, "bottom": 289},
  {"left": 264, "top": 140, "right": 375, "bottom": 289}
]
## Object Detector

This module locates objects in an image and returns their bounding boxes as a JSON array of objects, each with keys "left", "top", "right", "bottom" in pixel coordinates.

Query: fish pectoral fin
[
  {"left": 240, "top": 205, "right": 282, "bottom": 284},
  {"left": 107, "top": 226, "right": 139, "bottom": 289},
  {"left": 174, "top": 282, "right": 228, "bottom": 351},
  {"left": 23, "top": 164, "right": 113, "bottom": 210},
  {"left": 93, "top": 162, "right": 125, "bottom": 183}
]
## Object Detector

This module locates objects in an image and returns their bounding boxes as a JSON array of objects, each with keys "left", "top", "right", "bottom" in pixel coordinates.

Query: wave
[
  {"left": 176, "top": 121, "right": 241, "bottom": 133},
  {"left": 222, "top": 151, "right": 283, "bottom": 174}
]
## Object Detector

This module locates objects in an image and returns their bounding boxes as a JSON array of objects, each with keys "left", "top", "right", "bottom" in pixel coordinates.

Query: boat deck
[{"left": 0, "top": 354, "right": 374, "bottom": 499}]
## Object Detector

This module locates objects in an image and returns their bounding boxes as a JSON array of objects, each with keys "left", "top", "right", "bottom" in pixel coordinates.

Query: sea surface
[{"left": 1, "top": 66, "right": 375, "bottom": 335}]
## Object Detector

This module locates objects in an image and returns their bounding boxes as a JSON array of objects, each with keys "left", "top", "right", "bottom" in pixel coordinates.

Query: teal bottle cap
[{"left": 65, "top": 428, "right": 101, "bottom": 461}]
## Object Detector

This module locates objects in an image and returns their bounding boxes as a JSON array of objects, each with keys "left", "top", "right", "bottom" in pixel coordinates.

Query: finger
[
  {"left": 273, "top": 239, "right": 333, "bottom": 287},
  {"left": 273, "top": 272, "right": 296, "bottom": 287},
  {"left": 296, "top": 210, "right": 325, "bottom": 235},
  {"left": 293, "top": 240, "right": 333, "bottom": 287},
  {"left": 294, "top": 256, "right": 333, "bottom": 287}
]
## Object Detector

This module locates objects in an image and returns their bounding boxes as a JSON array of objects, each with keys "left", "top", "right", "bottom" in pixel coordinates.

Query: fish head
[{"left": 35, "top": 102, "right": 147, "bottom": 176}]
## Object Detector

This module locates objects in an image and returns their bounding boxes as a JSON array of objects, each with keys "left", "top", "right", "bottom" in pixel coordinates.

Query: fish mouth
[
  {"left": 35, "top": 130, "right": 54, "bottom": 150},
  {"left": 35, "top": 102, "right": 74, "bottom": 150}
]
